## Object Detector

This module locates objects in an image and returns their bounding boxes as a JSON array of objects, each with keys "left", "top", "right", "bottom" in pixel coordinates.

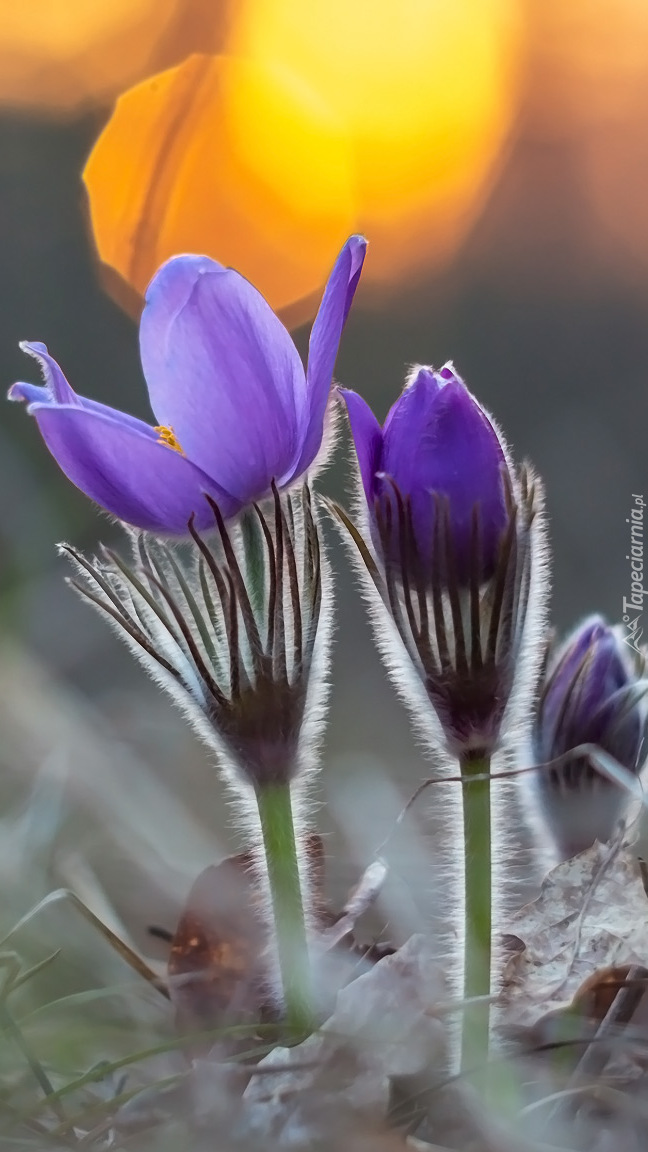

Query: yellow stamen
[{"left": 154, "top": 424, "right": 185, "bottom": 455}]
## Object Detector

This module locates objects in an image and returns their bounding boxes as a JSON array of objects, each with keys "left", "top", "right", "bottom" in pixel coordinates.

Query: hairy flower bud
[
  {"left": 535, "top": 615, "right": 648, "bottom": 858},
  {"left": 343, "top": 364, "right": 508, "bottom": 584},
  {"left": 336, "top": 365, "right": 549, "bottom": 759}
]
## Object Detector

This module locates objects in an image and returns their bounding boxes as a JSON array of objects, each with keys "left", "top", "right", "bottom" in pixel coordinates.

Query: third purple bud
[{"left": 535, "top": 614, "right": 648, "bottom": 859}]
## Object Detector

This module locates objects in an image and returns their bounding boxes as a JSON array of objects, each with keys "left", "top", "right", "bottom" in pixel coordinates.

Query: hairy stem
[
  {"left": 255, "top": 782, "right": 313, "bottom": 1035},
  {"left": 460, "top": 753, "right": 491, "bottom": 1074}
]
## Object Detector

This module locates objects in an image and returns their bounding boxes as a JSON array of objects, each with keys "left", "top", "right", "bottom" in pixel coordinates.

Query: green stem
[
  {"left": 460, "top": 753, "right": 491, "bottom": 1074},
  {"left": 255, "top": 783, "right": 313, "bottom": 1036}
]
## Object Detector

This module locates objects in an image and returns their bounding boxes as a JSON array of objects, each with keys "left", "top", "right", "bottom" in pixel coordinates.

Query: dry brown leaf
[
  {"left": 168, "top": 849, "right": 271, "bottom": 1045},
  {"left": 168, "top": 837, "right": 392, "bottom": 1048},
  {"left": 570, "top": 963, "right": 648, "bottom": 1024},
  {"left": 501, "top": 841, "right": 648, "bottom": 1028},
  {"left": 242, "top": 935, "right": 447, "bottom": 1142}
]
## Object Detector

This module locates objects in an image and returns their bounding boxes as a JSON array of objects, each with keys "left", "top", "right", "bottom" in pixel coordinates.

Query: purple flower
[
  {"left": 537, "top": 615, "right": 645, "bottom": 772},
  {"left": 340, "top": 364, "right": 509, "bottom": 583},
  {"left": 536, "top": 615, "right": 647, "bottom": 857},
  {"left": 334, "top": 363, "right": 546, "bottom": 759},
  {"left": 9, "top": 236, "right": 366, "bottom": 534}
]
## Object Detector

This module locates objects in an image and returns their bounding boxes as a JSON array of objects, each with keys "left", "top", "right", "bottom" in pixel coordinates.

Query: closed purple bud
[
  {"left": 343, "top": 365, "right": 509, "bottom": 584},
  {"left": 535, "top": 615, "right": 647, "bottom": 858},
  {"left": 336, "top": 365, "right": 549, "bottom": 758}
]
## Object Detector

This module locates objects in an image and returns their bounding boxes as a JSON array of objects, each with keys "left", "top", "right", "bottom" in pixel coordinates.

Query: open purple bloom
[
  {"left": 536, "top": 615, "right": 647, "bottom": 857},
  {"left": 9, "top": 236, "right": 366, "bottom": 534},
  {"left": 340, "top": 364, "right": 508, "bottom": 584}
]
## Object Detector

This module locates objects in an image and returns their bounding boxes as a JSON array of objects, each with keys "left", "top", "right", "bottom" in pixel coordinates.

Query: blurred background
[{"left": 1, "top": 0, "right": 648, "bottom": 971}]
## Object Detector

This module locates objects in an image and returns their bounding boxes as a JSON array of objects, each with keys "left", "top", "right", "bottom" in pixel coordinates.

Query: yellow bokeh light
[
  {"left": 0, "top": 0, "right": 235, "bottom": 112},
  {"left": 84, "top": 54, "right": 354, "bottom": 312},
  {"left": 232, "top": 0, "right": 522, "bottom": 281},
  {"left": 525, "top": 0, "right": 648, "bottom": 271},
  {"left": 82, "top": 0, "right": 524, "bottom": 317},
  {"left": 526, "top": 0, "right": 648, "bottom": 136}
]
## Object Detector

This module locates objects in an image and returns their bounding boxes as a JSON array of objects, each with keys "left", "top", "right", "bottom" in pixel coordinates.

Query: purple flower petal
[
  {"left": 338, "top": 387, "right": 383, "bottom": 503},
  {"left": 26, "top": 402, "right": 238, "bottom": 533},
  {"left": 11, "top": 344, "right": 164, "bottom": 438},
  {"left": 140, "top": 255, "right": 307, "bottom": 502},
  {"left": 538, "top": 615, "right": 644, "bottom": 773},
  {"left": 294, "top": 236, "right": 367, "bottom": 477},
  {"left": 9, "top": 381, "right": 48, "bottom": 406},
  {"left": 377, "top": 367, "right": 507, "bottom": 580},
  {"left": 19, "top": 341, "right": 79, "bottom": 404},
  {"left": 11, "top": 237, "right": 366, "bottom": 533},
  {"left": 381, "top": 368, "right": 443, "bottom": 492},
  {"left": 540, "top": 617, "right": 606, "bottom": 751}
]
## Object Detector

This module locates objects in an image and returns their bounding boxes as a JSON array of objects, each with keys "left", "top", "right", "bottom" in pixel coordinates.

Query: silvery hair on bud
[
  {"left": 533, "top": 631, "right": 648, "bottom": 863},
  {"left": 333, "top": 382, "right": 551, "bottom": 993}
]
